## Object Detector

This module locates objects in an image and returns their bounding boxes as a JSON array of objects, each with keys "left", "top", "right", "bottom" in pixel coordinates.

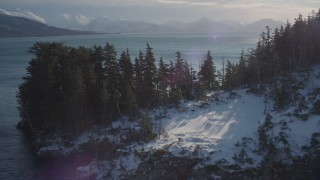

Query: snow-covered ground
[
  {"left": 142, "top": 66, "right": 320, "bottom": 169},
  {"left": 38, "top": 66, "right": 320, "bottom": 179},
  {"left": 146, "top": 90, "right": 265, "bottom": 165}
]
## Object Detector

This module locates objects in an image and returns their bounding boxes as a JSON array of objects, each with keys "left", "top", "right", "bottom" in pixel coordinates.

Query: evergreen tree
[
  {"left": 17, "top": 42, "right": 68, "bottom": 135},
  {"left": 118, "top": 49, "right": 138, "bottom": 117},
  {"left": 198, "top": 51, "right": 216, "bottom": 90},
  {"left": 89, "top": 45, "right": 109, "bottom": 124},
  {"left": 173, "top": 51, "right": 185, "bottom": 87},
  {"left": 310, "top": 9, "right": 320, "bottom": 62},
  {"left": 237, "top": 50, "right": 247, "bottom": 86},
  {"left": 134, "top": 51, "right": 144, "bottom": 107},
  {"left": 61, "top": 48, "right": 86, "bottom": 136},
  {"left": 293, "top": 14, "right": 308, "bottom": 68},
  {"left": 223, "top": 61, "right": 235, "bottom": 90},
  {"left": 104, "top": 43, "right": 120, "bottom": 121},
  {"left": 168, "top": 52, "right": 185, "bottom": 104},
  {"left": 181, "top": 60, "right": 193, "bottom": 100},
  {"left": 157, "top": 56, "right": 169, "bottom": 105},
  {"left": 119, "top": 80, "right": 138, "bottom": 118},
  {"left": 141, "top": 43, "right": 157, "bottom": 108},
  {"left": 119, "top": 49, "right": 133, "bottom": 81}
]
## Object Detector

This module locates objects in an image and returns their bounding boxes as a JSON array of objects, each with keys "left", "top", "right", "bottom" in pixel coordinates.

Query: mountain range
[
  {"left": 0, "top": 8, "right": 285, "bottom": 37},
  {"left": 81, "top": 16, "right": 285, "bottom": 33},
  {"left": 45, "top": 10, "right": 285, "bottom": 34}
]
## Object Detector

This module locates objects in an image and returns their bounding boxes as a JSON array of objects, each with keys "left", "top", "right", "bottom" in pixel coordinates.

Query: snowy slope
[
  {"left": 36, "top": 66, "right": 320, "bottom": 179},
  {"left": 57, "top": 13, "right": 90, "bottom": 29},
  {"left": 0, "top": 8, "right": 47, "bottom": 24},
  {"left": 60, "top": 13, "right": 90, "bottom": 26},
  {"left": 143, "top": 67, "right": 320, "bottom": 168},
  {"left": 146, "top": 90, "right": 265, "bottom": 165}
]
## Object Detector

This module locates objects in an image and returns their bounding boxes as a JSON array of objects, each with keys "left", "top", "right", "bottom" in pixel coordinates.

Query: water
[
  {"left": 0, "top": 38, "right": 37, "bottom": 179},
  {"left": 0, "top": 33, "right": 258, "bottom": 179}
]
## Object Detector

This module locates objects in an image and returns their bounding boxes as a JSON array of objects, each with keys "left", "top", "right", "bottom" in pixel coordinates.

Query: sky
[{"left": 1, "top": 0, "right": 319, "bottom": 25}]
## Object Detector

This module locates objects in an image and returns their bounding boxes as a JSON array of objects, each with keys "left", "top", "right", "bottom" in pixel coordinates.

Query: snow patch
[
  {"left": 0, "top": 8, "right": 47, "bottom": 24},
  {"left": 75, "top": 15, "right": 90, "bottom": 26},
  {"left": 76, "top": 160, "right": 98, "bottom": 178},
  {"left": 145, "top": 90, "right": 266, "bottom": 165},
  {"left": 61, "top": 13, "right": 72, "bottom": 20},
  {"left": 60, "top": 13, "right": 90, "bottom": 26}
]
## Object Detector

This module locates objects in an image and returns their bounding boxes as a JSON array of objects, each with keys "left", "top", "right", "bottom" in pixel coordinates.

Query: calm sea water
[{"left": 0, "top": 33, "right": 258, "bottom": 179}]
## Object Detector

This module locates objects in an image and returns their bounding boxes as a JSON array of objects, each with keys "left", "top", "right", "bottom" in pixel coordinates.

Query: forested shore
[{"left": 17, "top": 9, "right": 320, "bottom": 149}]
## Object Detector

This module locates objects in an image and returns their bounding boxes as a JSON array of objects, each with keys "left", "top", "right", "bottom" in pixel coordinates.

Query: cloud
[
  {"left": 156, "top": 0, "right": 189, "bottom": 5},
  {"left": 156, "top": 0, "right": 220, "bottom": 5},
  {"left": 305, "top": 0, "right": 320, "bottom": 3}
]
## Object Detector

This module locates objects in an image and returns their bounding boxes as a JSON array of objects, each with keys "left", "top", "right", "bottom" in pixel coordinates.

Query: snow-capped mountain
[
  {"left": 0, "top": 8, "right": 47, "bottom": 24},
  {"left": 0, "top": 13, "right": 96, "bottom": 37},
  {"left": 58, "top": 13, "right": 90, "bottom": 29},
  {"left": 61, "top": 13, "right": 90, "bottom": 26}
]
